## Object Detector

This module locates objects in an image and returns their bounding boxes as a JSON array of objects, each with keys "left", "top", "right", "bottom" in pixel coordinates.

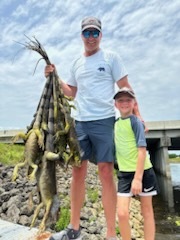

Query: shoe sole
[{"left": 50, "top": 230, "right": 83, "bottom": 240}]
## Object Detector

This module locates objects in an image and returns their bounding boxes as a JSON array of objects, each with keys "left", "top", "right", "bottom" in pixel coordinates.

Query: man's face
[{"left": 81, "top": 28, "right": 102, "bottom": 56}]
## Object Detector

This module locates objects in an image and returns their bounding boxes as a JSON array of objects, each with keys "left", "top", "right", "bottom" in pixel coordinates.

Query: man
[{"left": 46, "top": 17, "right": 143, "bottom": 240}]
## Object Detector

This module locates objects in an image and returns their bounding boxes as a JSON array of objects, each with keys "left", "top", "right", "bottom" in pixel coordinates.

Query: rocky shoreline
[{"left": 0, "top": 162, "right": 145, "bottom": 240}]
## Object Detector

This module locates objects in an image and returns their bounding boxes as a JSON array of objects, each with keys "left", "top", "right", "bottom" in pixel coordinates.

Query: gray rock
[{"left": 0, "top": 163, "right": 146, "bottom": 239}]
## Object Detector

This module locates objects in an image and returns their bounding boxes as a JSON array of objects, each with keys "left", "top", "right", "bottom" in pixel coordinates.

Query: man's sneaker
[{"left": 49, "top": 224, "right": 82, "bottom": 240}]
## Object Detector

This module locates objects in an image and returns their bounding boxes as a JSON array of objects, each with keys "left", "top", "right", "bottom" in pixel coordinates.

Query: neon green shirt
[{"left": 114, "top": 115, "right": 152, "bottom": 172}]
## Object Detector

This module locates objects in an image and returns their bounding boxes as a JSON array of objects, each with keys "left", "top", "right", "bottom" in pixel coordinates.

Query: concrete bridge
[
  {"left": 0, "top": 120, "right": 180, "bottom": 209},
  {"left": 145, "top": 120, "right": 180, "bottom": 209}
]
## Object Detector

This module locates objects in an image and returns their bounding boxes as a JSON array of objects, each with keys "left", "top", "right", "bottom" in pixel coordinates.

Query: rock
[
  {"left": 6, "top": 204, "right": 20, "bottom": 223},
  {"left": 0, "top": 162, "right": 144, "bottom": 239}
]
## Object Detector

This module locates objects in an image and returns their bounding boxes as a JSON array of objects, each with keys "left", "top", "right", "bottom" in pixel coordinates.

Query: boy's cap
[
  {"left": 113, "top": 87, "right": 135, "bottom": 99},
  {"left": 81, "top": 17, "right": 101, "bottom": 32}
]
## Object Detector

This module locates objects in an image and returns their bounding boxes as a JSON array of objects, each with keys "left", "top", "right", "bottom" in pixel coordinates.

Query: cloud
[{"left": 0, "top": 0, "right": 179, "bottom": 129}]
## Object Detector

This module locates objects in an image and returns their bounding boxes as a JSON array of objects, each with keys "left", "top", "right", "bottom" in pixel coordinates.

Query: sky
[{"left": 0, "top": 0, "right": 180, "bottom": 130}]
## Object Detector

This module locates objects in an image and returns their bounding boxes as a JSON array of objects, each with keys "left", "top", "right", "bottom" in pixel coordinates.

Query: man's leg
[
  {"left": 70, "top": 160, "right": 88, "bottom": 230},
  {"left": 98, "top": 162, "right": 117, "bottom": 238},
  {"left": 49, "top": 161, "right": 87, "bottom": 240}
]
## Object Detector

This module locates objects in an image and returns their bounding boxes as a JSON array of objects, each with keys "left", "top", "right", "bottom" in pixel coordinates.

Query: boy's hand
[{"left": 131, "top": 178, "right": 142, "bottom": 195}]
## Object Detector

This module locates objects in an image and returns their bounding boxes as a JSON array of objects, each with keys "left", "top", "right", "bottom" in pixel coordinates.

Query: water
[
  {"left": 170, "top": 163, "right": 180, "bottom": 186},
  {"left": 170, "top": 163, "right": 180, "bottom": 215},
  {"left": 153, "top": 163, "right": 180, "bottom": 237}
]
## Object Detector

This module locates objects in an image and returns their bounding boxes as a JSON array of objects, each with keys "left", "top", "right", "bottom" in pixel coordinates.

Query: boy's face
[{"left": 115, "top": 94, "right": 135, "bottom": 117}]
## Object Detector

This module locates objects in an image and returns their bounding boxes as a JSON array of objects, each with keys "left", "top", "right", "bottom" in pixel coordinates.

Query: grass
[
  {"left": 55, "top": 208, "right": 70, "bottom": 231},
  {"left": 169, "top": 157, "right": 180, "bottom": 163},
  {"left": 0, "top": 143, "right": 24, "bottom": 165},
  {"left": 87, "top": 188, "right": 99, "bottom": 203},
  {"left": 1, "top": 142, "right": 180, "bottom": 166}
]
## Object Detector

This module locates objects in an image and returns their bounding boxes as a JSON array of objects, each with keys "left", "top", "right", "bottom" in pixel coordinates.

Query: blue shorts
[
  {"left": 117, "top": 168, "right": 159, "bottom": 197},
  {"left": 75, "top": 117, "right": 115, "bottom": 164}
]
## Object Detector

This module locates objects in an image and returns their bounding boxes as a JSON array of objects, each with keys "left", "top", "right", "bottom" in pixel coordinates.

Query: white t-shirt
[{"left": 66, "top": 49, "right": 128, "bottom": 121}]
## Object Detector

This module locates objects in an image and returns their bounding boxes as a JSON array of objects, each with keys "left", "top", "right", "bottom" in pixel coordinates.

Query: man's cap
[
  {"left": 113, "top": 87, "right": 135, "bottom": 99},
  {"left": 81, "top": 17, "right": 101, "bottom": 32}
]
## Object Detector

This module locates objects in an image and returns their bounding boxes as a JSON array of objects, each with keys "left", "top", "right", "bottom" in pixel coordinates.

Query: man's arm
[
  {"left": 45, "top": 64, "right": 77, "bottom": 98},
  {"left": 59, "top": 79, "right": 77, "bottom": 98}
]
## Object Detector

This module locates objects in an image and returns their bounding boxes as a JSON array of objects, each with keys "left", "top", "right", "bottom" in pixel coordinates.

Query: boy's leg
[
  {"left": 117, "top": 196, "right": 131, "bottom": 240},
  {"left": 140, "top": 196, "right": 155, "bottom": 240},
  {"left": 98, "top": 162, "right": 117, "bottom": 238},
  {"left": 70, "top": 160, "right": 88, "bottom": 229}
]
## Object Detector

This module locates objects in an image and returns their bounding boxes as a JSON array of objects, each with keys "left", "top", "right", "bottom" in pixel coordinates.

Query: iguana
[{"left": 30, "top": 151, "right": 60, "bottom": 232}]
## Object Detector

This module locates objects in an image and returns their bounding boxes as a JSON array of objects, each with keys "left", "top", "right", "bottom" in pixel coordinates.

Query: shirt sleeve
[
  {"left": 111, "top": 52, "right": 128, "bottom": 82},
  {"left": 66, "top": 59, "right": 77, "bottom": 87},
  {"left": 130, "top": 115, "right": 147, "bottom": 147}
]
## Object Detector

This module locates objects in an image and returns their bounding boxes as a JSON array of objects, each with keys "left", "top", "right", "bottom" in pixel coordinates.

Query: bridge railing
[{"left": 0, "top": 129, "right": 26, "bottom": 143}]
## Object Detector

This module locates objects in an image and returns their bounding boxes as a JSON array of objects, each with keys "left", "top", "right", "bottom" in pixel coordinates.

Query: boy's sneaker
[
  {"left": 49, "top": 224, "right": 82, "bottom": 240},
  {"left": 104, "top": 238, "right": 117, "bottom": 240}
]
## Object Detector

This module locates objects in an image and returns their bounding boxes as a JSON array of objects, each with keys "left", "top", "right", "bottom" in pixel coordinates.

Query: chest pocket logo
[{"left": 97, "top": 67, "right": 105, "bottom": 72}]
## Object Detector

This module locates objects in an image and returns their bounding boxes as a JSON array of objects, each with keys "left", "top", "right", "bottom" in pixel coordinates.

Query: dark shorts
[
  {"left": 75, "top": 117, "right": 115, "bottom": 164},
  {"left": 117, "top": 168, "right": 159, "bottom": 197}
]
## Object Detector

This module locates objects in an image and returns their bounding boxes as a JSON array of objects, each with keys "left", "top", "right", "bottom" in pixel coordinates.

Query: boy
[{"left": 114, "top": 87, "right": 158, "bottom": 240}]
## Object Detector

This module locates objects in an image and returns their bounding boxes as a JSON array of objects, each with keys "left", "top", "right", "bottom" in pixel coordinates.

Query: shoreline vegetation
[
  {"left": 169, "top": 157, "right": 180, "bottom": 163},
  {"left": 0, "top": 143, "right": 180, "bottom": 166}
]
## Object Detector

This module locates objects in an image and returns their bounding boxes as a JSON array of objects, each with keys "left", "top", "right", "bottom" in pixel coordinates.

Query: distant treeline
[{"left": 169, "top": 153, "right": 180, "bottom": 158}]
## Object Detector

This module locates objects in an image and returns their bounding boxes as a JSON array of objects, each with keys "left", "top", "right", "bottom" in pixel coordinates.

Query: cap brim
[
  {"left": 82, "top": 25, "right": 101, "bottom": 32},
  {"left": 114, "top": 91, "right": 135, "bottom": 99}
]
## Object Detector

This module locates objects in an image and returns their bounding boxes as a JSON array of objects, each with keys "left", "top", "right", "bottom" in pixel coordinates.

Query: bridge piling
[{"left": 150, "top": 136, "right": 174, "bottom": 209}]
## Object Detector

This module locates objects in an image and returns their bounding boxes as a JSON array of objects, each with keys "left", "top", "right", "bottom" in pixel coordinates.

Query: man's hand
[
  {"left": 133, "top": 101, "right": 148, "bottom": 132},
  {"left": 44, "top": 64, "right": 55, "bottom": 78}
]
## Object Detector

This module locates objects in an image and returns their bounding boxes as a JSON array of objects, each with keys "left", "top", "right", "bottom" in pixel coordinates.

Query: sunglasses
[{"left": 82, "top": 29, "right": 100, "bottom": 39}]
